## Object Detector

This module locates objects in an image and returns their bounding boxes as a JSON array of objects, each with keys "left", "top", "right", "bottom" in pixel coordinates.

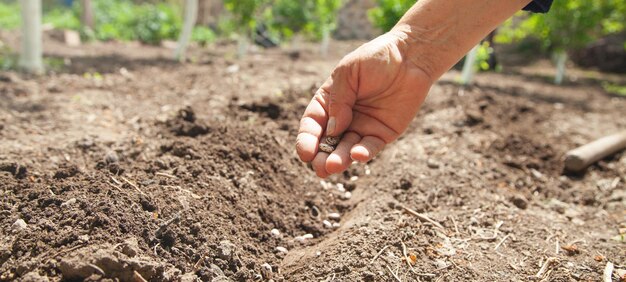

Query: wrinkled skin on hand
[{"left": 296, "top": 31, "right": 434, "bottom": 178}]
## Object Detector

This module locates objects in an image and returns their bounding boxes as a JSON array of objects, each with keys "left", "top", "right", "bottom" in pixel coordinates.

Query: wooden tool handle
[{"left": 564, "top": 131, "right": 626, "bottom": 172}]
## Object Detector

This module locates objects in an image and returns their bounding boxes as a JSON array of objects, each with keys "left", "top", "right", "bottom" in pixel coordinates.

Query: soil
[{"left": 1, "top": 32, "right": 625, "bottom": 282}]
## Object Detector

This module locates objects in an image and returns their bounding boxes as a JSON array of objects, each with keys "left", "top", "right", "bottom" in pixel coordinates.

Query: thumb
[{"left": 323, "top": 65, "right": 357, "bottom": 136}]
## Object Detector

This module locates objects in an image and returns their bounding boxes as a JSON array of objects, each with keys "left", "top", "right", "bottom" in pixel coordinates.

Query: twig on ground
[
  {"left": 155, "top": 211, "right": 182, "bottom": 237},
  {"left": 88, "top": 263, "right": 105, "bottom": 276},
  {"left": 193, "top": 256, "right": 204, "bottom": 269},
  {"left": 154, "top": 243, "right": 160, "bottom": 256},
  {"left": 121, "top": 176, "right": 146, "bottom": 195},
  {"left": 401, "top": 241, "right": 416, "bottom": 272},
  {"left": 603, "top": 262, "right": 614, "bottom": 282},
  {"left": 155, "top": 172, "right": 177, "bottom": 179},
  {"left": 133, "top": 271, "right": 148, "bottom": 282},
  {"left": 535, "top": 257, "right": 558, "bottom": 278},
  {"left": 401, "top": 206, "right": 444, "bottom": 229},
  {"left": 107, "top": 181, "right": 123, "bottom": 192},
  {"left": 370, "top": 245, "right": 389, "bottom": 264},
  {"left": 555, "top": 238, "right": 559, "bottom": 255},
  {"left": 386, "top": 265, "right": 402, "bottom": 282},
  {"left": 450, "top": 216, "right": 460, "bottom": 235},
  {"left": 110, "top": 176, "right": 122, "bottom": 185},
  {"left": 539, "top": 269, "right": 554, "bottom": 282},
  {"left": 472, "top": 221, "right": 503, "bottom": 241},
  {"left": 494, "top": 234, "right": 510, "bottom": 251}
]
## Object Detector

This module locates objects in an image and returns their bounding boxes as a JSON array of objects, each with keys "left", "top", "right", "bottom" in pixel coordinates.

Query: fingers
[
  {"left": 325, "top": 132, "right": 361, "bottom": 174},
  {"left": 311, "top": 152, "right": 330, "bottom": 178},
  {"left": 350, "top": 136, "right": 386, "bottom": 163},
  {"left": 296, "top": 95, "right": 328, "bottom": 162},
  {"left": 324, "top": 66, "right": 357, "bottom": 136}
]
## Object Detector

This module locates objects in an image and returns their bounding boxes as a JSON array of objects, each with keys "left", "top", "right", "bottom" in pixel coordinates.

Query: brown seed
[
  {"left": 319, "top": 143, "right": 335, "bottom": 153},
  {"left": 323, "top": 136, "right": 341, "bottom": 146}
]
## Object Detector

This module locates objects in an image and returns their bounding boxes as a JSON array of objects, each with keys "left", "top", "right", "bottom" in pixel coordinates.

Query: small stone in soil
[
  {"left": 510, "top": 195, "right": 528, "bottom": 210},
  {"left": 12, "top": 219, "right": 27, "bottom": 231},
  {"left": 328, "top": 213, "right": 341, "bottom": 220},
  {"left": 426, "top": 159, "right": 440, "bottom": 169},
  {"left": 342, "top": 191, "right": 352, "bottom": 200},
  {"left": 61, "top": 198, "right": 77, "bottom": 207},
  {"left": 217, "top": 240, "right": 236, "bottom": 261},
  {"left": 270, "top": 229, "right": 281, "bottom": 238},
  {"left": 260, "top": 263, "right": 273, "bottom": 278},
  {"left": 105, "top": 151, "right": 119, "bottom": 164},
  {"left": 323, "top": 220, "right": 332, "bottom": 229},
  {"left": 275, "top": 246, "right": 288, "bottom": 253},
  {"left": 336, "top": 183, "right": 345, "bottom": 192}
]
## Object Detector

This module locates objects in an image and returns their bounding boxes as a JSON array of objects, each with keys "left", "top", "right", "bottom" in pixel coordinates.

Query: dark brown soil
[{"left": 1, "top": 34, "right": 625, "bottom": 282}]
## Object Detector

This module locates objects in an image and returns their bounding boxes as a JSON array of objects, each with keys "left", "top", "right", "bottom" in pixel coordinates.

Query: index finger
[{"left": 296, "top": 91, "right": 329, "bottom": 162}]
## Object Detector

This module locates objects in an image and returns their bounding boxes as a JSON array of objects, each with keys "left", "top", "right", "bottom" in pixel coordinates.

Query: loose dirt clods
[{"left": 0, "top": 38, "right": 624, "bottom": 281}]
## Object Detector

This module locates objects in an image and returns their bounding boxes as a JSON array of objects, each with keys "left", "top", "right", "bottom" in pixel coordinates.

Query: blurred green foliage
[
  {"left": 603, "top": 82, "right": 626, "bottom": 96},
  {"left": 367, "top": 0, "right": 414, "bottom": 32},
  {"left": 267, "top": 0, "right": 311, "bottom": 39},
  {"left": 475, "top": 41, "right": 493, "bottom": 71},
  {"left": 309, "top": 0, "right": 342, "bottom": 40},
  {"left": 192, "top": 26, "right": 216, "bottom": 46},
  {"left": 222, "top": 0, "right": 342, "bottom": 42},
  {"left": 87, "top": 0, "right": 182, "bottom": 44},
  {"left": 497, "top": 0, "right": 626, "bottom": 52},
  {"left": 0, "top": 2, "right": 21, "bottom": 29},
  {"left": 224, "top": 0, "right": 267, "bottom": 38},
  {"left": 0, "top": 0, "right": 216, "bottom": 45},
  {"left": 43, "top": 8, "right": 81, "bottom": 30}
]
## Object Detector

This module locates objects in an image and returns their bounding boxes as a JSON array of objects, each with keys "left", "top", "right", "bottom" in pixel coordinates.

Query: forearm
[{"left": 391, "top": 0, "right": 531, "bottom": 80}]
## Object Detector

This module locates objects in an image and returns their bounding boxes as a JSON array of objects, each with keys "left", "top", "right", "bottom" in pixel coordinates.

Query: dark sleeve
[{"left": 522, "top": 0, "right": 554, "bottom": 13}]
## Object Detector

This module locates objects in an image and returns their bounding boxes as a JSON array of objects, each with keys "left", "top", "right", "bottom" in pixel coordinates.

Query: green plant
[
  {"left": 306, "top": 0, "right": 342, "bottom": 40},
  {"left": 44, "top": 8, "right": 81, "bottom": 30},
  {"left": 602, "top": 82, "right": 626, "bottom": 96},
  {"left": 267, "top": 0, "right": 312, "bottom": 40},
  {"left": 0, "top": 2, "right": 21, "bottom": 30},
  {"left": 89, "top": 0, "right": 181, "bottom": 44},
  {"left": 497, "top": 0, "right": 626, "bottom": 84},
  {"left": 133, "top": 3, "right": 181, "bottom": 44},
  {"left": 475, "top": 41, "right": 492, "bottom": 71},
  {"left": 224, "top": 0, "right": 267, "bottom": 38},
  {"left": 368, "top": 0, "right": 414, "bottom": 32},
  {"left": 192, "top": 26, "right": 216, "bottom": 46}
]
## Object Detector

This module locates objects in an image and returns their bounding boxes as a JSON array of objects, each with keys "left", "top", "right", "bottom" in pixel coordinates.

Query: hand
[{"left": 296, "top": 31, "right": 434, "bottom": 178}]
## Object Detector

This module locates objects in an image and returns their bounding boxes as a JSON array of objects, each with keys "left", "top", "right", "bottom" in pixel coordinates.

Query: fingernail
[{"left": 327, "top": 117, "right": 336, "bottom": 135}]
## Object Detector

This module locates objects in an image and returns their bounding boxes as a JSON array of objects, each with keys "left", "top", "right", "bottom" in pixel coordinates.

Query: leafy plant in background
[
  {"left": 309, "top": 0, "right": 342, "bottom": 55},
  {"left": 191, "top": 26, "right": 215, "bottom": 46},
  {"left": 43, "top": 8, "right": 81, "bottom": 30},
  {"left": 91, "top": 0, "right": 182, "bottom": 44},
  {"left": 475, "top": 41, "right": 494, "bottom": 72},
  {"left": 307, "top": 0, "right": 342, "bottom": 39},
  {"left": 367, "top": 0, "right": 414, "bottom": 32},
  {"left": 267, "top": 0, "right": 313, "bottom": 40},
  {"left": 132, "top": 3, "right": 181, "bottom": 44},
  {"left": 497, "top": 0, "right": 626, "bottom": 84},
  {"left": 224, "top": 0, "right": 268, "bottom": 56},
  {"left": 0, "top": 2, "right": 21, "bottom": 29}
]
